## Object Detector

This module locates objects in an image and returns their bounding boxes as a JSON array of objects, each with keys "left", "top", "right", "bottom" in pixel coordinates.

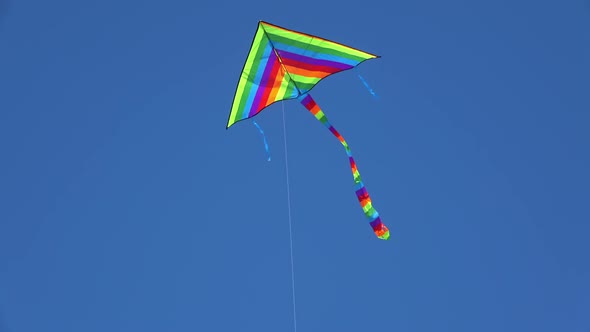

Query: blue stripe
[{"left": 243, "top": 40, "right": 274, "bottom": 118}]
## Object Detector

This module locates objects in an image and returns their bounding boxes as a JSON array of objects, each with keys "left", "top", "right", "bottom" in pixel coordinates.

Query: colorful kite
[{"left": 227, "top": 21, "right": 389, "bottom": 240}]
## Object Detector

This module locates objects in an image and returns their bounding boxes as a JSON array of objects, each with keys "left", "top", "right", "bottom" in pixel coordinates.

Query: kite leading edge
[{"left": 227, "top": 21, "right": 389, "bottom": 240}]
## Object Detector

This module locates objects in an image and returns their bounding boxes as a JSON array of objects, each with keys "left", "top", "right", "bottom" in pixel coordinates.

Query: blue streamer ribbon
[
  {"left": 356, "top": 67, "right": 379, "bottom": 100},
  {"left": 253, "top": 120, "right": 271, "bottom": 161}
]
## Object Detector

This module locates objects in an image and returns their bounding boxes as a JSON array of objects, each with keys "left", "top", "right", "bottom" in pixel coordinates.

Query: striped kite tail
[{"left": 298, "top": 93, "right": 390, "bottom": 240}]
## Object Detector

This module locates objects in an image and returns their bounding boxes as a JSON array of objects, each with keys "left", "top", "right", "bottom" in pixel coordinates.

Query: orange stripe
[
  {"left": 259, "top": 58, "right": 281, "bottom": 109},
  {"left": 310, "top": 105, "right": 321, "bottom": 115},
  {"left": 375, "top": 227, "right": 388, "bottom": 237},
  {"left": 266, "top": 62, "right": 286, "bottom": 104},
  {"left": 283, "top": 64, "right": 330, "bottom": 79}
]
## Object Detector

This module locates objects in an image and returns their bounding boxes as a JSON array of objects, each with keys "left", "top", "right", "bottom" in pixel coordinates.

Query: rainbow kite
[{"left": 227, "top": 21, "right": 389, "bottom": 240}]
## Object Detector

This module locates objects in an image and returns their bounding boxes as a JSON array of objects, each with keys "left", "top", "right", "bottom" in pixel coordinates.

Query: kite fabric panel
[
  {"left": 227, "top": 21, "right": 379, "bottom": 129},
  {"left": 227, "top": 21, "right": 389, "bottom": 240}
]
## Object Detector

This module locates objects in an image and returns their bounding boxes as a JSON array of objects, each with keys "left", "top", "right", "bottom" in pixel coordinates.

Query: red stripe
[
  {"left": 329, "top": 127, "right": 339, "bottom": 137},
  {"left": 303, "top": 98, "right": 322, "bottom": 115},
  {"left": 281, "top": 57, "right": 342, "bottom": 76},
  {"left": 357, "top": 192, "right": 371, "bottom": 204},
  {"left": 259, "top": 57, "right": 281, "bottom": 109},
  {"left": 301, "top": 96, "right": 314, "bottom": 110}
]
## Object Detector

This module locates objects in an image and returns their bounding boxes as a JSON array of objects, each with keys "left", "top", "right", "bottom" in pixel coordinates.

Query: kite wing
[{"left": 227, "top": 21, "right": 379, "bottom": 128}]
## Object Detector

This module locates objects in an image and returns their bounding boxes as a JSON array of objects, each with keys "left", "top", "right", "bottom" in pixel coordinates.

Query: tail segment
[
  {"left": 298, "top": 93, "right": 390, "bottom": 240},
  {"left": 253, "top": 120, "right": 271, "bottom": 161},
  {"left": 356, "top": 68, "right": 379, "bottom": 100}
]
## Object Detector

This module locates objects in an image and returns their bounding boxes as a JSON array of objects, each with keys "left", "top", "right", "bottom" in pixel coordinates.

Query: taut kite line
[{"left": 227, "top": 21, "right": 389, "bottom": 240}]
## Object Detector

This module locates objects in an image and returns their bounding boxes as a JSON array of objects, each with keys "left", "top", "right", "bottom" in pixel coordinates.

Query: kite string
[{"left": 282, "top": 101, "right": 297, "bottom": 332}]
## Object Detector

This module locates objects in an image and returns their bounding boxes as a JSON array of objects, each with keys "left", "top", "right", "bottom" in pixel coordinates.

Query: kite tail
[
  {"left": 298, "top": 93, "right": 390, "bottom": 240},
  {"left": 253, "top": 120, "right": 271, "bottom": 161}
]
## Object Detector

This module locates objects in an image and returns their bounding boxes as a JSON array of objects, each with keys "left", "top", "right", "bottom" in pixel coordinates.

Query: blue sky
[{"left": 1, "top": 0, "right": 589, "bottom": 331}]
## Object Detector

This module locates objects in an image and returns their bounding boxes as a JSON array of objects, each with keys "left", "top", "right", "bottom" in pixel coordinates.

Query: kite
[{"left": 227, "top": 21, "right": 389, "bottom": 240}]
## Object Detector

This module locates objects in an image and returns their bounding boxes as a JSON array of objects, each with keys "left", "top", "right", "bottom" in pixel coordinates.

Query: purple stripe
[
  {"left": 329, "top": 126, "right": 339, "bottom": 136},
  {"left": 299, "top": 93, "right": 313, "bottom": 107},
  {"left": 356, "top": 187, "right": 368, "bottom": 197},
  {"left": 278, "top": 50, "right": 352, "bottom": 71},
  {"left": 248, "top": 51, "right": 278, "bottom": 117},
  {"left": 370, "top": 218, "right": 382, "bottom": 229}
]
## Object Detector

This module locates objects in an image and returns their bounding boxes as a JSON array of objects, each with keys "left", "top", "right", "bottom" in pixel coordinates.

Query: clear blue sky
[{"left": 1, "top": 0, "right": 589, "bottom": 331}]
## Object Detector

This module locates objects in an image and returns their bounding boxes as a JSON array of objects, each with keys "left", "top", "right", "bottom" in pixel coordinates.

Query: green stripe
[
  {"left": 353, "top": 172, "right": 361, "bottom": 182},
  {"left": 364, "top": 204, "right": 375, "bottom": 215},
  {"left": 295, "top": 81, "right": 320, "bottom": 93},
  {"left": 289, "top": 73, "right": 321, "bottom": 85},
  {"left": 282, "top": 78, "right": 297, "bottom": 99},
  {"left": 237, "top": 31, "right": 270, "bottom": 120},
  {"left": 262, "top": 23, "right": 375, "bottom": 59},
  {"left": 310, "top": 38, "right": 374, "bottom": 59},
  {"left": 231, "top": 26, "right": 268, "bottom": 124},
  {"left": 229, "top": 28, "right": 265, "bottom": 125},
  {"left": 264, "top": 31, "right": 369, "bottom": 63},
  {"left": 353, "top": 170, "right": 361, "bottom": 180}
]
